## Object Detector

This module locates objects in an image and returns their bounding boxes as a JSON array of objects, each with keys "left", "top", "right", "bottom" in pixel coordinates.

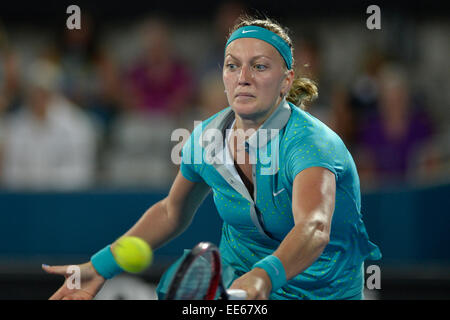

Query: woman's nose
[{"left": 238, "top": 65, "right": 252, "bottom": 85}]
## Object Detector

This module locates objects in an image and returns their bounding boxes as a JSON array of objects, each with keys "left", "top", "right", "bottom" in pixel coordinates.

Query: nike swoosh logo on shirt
[{"left": 273, "top": 188, "right": 285, "bottom": 197}]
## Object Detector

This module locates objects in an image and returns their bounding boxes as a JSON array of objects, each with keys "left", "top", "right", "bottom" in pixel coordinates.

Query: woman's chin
[{"left": 232, "top": 102, "right": 260, "bottom": 119}]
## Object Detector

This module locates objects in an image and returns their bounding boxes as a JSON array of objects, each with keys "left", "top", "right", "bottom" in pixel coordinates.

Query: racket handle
[{"left": 226, "top": 289, "right": 247, "bottom": 300}]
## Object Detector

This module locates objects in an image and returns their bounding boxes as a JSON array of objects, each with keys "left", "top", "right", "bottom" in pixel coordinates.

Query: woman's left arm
[
  {"left": 229, "top": 166, "right": 336, "bottom": 299},
  {"left": 273, "top": 166, "right": 335, "bottom": 279}
]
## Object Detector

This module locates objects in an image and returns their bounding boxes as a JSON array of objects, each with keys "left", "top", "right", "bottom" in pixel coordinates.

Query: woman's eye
[
  {"left": 254, "top": 64, "right": 267, "bottom": 71},
  {"left": 226, "top": 63, "right": 237, "bottom": 70}
]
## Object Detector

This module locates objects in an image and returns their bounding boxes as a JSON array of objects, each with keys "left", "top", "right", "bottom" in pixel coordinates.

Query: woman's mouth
[{"left": 235, "top": 93, "right": 256, "bottom": 99}]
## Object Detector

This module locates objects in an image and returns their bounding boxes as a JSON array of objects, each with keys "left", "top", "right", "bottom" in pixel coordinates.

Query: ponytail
[{"left": 286, "top": 76, "right": 318, "bottom": 110}]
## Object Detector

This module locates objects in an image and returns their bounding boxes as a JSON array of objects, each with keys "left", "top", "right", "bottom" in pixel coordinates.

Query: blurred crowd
[{"left": 0, "top": 2, "right": 449, "bottom": 191}]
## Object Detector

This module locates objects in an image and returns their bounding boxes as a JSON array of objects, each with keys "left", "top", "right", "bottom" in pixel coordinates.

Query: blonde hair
[{"left": 228, "top": 15, "right": 318, "bottom": 109}]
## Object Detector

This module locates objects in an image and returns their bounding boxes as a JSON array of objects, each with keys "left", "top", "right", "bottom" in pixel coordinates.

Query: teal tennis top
[{"left": 179, "top": 100, "right": 381, "bottom": 300}]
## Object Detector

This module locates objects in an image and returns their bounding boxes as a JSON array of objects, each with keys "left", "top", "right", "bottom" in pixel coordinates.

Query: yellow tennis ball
[{"left": 112, "top": 236, "right": 153, "bottom": 273}]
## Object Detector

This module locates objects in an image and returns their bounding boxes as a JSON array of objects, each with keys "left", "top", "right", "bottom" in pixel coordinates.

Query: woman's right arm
[
  {"left": 43, "top": 170, "right": 210, "bottom": 299},
  {"left": 112, "top": 170, "right": 211, "bottom": 251}
]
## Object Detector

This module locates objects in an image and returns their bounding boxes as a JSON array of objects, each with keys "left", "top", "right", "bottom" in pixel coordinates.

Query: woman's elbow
[
  {"left": 317, "top": 229, "right": 330, "bottom": 249},
  {"left": 312, "top": 220, "right": 330, "bottom": 249}
]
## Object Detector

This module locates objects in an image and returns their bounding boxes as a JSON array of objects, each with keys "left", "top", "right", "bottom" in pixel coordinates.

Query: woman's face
[{"left": 223, "top": 38, "right": 293, "bottom": 122}]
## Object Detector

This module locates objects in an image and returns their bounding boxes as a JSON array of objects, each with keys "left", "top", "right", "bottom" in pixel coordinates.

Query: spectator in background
[
  {"left": 122, "top": 17, "right": 194, "bottom": 116},
  {"left": 198, "top": 1, "right": 246, "bottom": 76},
  {"left": 0, "top": 22, "right": 23, "bottom": 114},
  {"left": 57, "top": 13, "right": 97, "bottom": 109},
  {"left": 355, "top": 64, "right": 435, "bottom": 187},
  {"left": 0, "top": 22, "right": 23, "bottom": 178},
  {"left": 190, "top": 1, "right": 245, "bottom": 128},
  {"left": 57, "top": 13, "right": 122, "bottom": 136},
  {"left": 349, "top": 48, "right": 385, "bottom": 125},
  {"left": 292, "top": 35, "right": 331, "bottom": 124},
  {"left": 0, "top": 59, "right": 98, "bottom": 190},
  {"left": 292, "top": 35, "right": 357, "bottom": 149},
  {"left": 196, "top": 70, "right": 228, "bottom": 120},
  {"left": 293, "top": 35, "right": 358, "bottom": 150},
  {"left": 327, "top": 86, "right": 356, "bottom": 149},
  {"left": 0, "top": 51, "right": 22, "bottom": 113}
]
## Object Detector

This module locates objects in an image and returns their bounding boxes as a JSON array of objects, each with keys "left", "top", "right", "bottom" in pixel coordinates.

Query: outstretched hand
[{"left": 42, "top": 262, "right": 106, "bottom": 300}]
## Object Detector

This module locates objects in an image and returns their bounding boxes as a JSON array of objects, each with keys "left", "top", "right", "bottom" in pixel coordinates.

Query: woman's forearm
[
  {"left": 273, "top": 218, "right": 330, "bottom": 280},
  {"left": 110, "top": 172, "right": 211, "bottom": 252},
  {"left": 111, "top": 197, "right": 188, "bottom": 251}
]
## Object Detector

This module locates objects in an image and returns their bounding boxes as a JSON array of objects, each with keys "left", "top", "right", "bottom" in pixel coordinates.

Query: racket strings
[{"left": 174, "top": 252, "right": 215, "bottom": 299}]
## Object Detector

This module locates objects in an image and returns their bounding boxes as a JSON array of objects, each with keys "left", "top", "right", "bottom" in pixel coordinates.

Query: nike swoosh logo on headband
[{"left": 242, "top": 30, "right": 258, "bottom": 34}]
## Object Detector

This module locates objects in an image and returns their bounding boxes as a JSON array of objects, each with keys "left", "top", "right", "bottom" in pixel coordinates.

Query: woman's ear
[{"left": 281, "top": 69, "right": 295, "bottom": 97}]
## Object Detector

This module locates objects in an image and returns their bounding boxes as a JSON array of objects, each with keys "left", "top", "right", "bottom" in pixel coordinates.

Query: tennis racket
[{"left": 165, "top": 242, "right": 247, "bottom": 300}]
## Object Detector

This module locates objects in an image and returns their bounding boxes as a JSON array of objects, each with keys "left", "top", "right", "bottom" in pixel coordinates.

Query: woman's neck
[{"left": 234, "top": 116, "right": 263, "bottom": 132}]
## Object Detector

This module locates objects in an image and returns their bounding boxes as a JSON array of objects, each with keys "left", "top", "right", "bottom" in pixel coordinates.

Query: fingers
[
  {"left": 226, "top": 289, "right": 248, "bottom": 300},
  {"left": 238, "top": 288, "right": 262, "bottom": 300},
  {"left": 49, "top": 286, "right": 67, "bottom": 300},
  {"left": 42, "top": 264, "right": 70, "bottom": 276},
  {"left": 55, "top": 291, "right": 93, "bottom": 300},
  {"left": 228, "top": 272, "right": 270, "bottom": 300},
  {"left": 44, "top": 265, "right": 72, "bottom": 300},
  {"left": 48, "top": 283, "right": 95, "bottom": 300},
  {"left": 44, "top": 263, "right": 99, "bottom": 300}
]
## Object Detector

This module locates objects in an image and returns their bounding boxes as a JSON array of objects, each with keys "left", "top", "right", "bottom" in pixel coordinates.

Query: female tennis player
[{"left": 43, "top": 15, "right": 381, "bottom": 300}]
